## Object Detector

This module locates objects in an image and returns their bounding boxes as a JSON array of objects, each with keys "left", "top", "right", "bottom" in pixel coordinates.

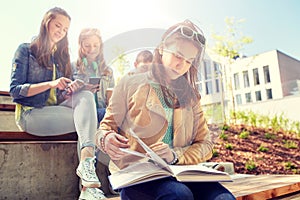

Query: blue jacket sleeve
[{"left": 10, "top": 43, "right": 31, "bottom": 99}]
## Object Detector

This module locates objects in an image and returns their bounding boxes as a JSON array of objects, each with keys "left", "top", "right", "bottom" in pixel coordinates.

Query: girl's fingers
[
  {"left": 149, "top": 142, "right": 164, "bottom": 148},
  {"left": 106, "top": 144, "right": 127, "bottom": 160}
]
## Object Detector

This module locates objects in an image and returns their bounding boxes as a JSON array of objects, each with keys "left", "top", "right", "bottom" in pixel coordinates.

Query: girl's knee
[
  {"left": 169, "top": 184, "right": 193, "bottom": 200},
  {"left": 74, "top": 90, "right": 95, "bottom": 106},
  {"left": 78, "top": 90, "right": 94, "bottom": 99},
  {"left": 214, "top": 193, "right": 236, "bottom": 200}
]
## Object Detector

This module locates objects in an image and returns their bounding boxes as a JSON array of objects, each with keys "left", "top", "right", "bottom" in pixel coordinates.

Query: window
[
  {"left": 263, "top": 65, "right": 271, "bottom": 83},
  {"left": 234, "top": 73, "right": 240, "bottom": 90},
  {"left": 243, "top": 71, "right": 250, "bottom": 88},
  {"left": 215, "top": 79, "right": 220, "bottom": 93},
  {"left": 245, "top": 92, "right": 252, "bottom": 103},
  {"left": 205, "top": 81, "right": 213, "bottom": 95},
  {"left": 197, "top": 82, "right": 203, "bottom": 93},
  {"left": 236, "top": 94, "right": 242, "bottom": 105},
  {"left": 253, "top": 68, "right": 260, "bottom": 85},
  {"left": 213, "top": 62, "right": 221, "bottom": 76},
  {"left": 213, "top": 62, "right": 220, "bottom": 93},
  {"left": 204, "top": 60, "right": 212, "bottom": 80},
  {"left": 198, "top": 62, "right": 203, "bottom": 81},
  {"left": 255, "top": 91, "right": 262, "bottom": 101},
  {"left": 266, "top": 89, "right": 273, "bottom": 99}
]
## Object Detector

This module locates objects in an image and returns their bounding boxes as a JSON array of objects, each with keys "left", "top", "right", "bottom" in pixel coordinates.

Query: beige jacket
[{"left": 97, "top": 72, "right": 213, "bottom": 171}]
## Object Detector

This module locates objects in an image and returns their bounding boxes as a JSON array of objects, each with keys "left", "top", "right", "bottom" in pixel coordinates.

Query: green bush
[
  {"left": 212, "top": 149, "right": 219, "bottom": 157},
  {"left": 219, "top": 131, "right": 228, "bottom": 140},
  {"left": 239, "top": 130, "right": 250, "bottom": 139},
  {"left": 245, "top": 160, "right": 257, "bottom": 171},
  {"left": 257, "top": 145, "right": 268, "bottom": 152},
  {"left": 284, "top": 161, "right": 297, "bottom": 170},
  {"left": 264, "top": 133, "right": 276, "bottom": 140},
  {"left": 283, "top": 140, "right": 298, "bottom": 149},
  {"left": 225, "top": 143, "right": 233, "bottom": 150}
]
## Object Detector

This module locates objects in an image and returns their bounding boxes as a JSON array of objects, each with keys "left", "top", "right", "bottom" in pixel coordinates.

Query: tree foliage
[
  {"left": 211, "top": 17, "right": 253, "bottom": 62},
  {"left": 110, "top": 47, "right": 131, "bottom": 83},
  {"left": 209, "top": 17, "right": 253, "bottom": 123}
]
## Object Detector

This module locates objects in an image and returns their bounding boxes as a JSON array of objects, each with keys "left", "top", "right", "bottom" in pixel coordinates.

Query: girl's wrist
[
  {"left": 168, "top": 150, "right": 179, "bottom": 165},
  {"left": 100, "top": 131, "right": 113, "bottom": 153},
  {"left": 47, "top": 81, "right": 53, "bottom": 89}
]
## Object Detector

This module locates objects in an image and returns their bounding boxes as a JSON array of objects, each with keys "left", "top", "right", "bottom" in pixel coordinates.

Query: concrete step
[
  {"left": 0, "top": 111, "right": 19, "bottom": 131},
  {"left": 0, "top": 141, "right": 80, "bottom": 199}
]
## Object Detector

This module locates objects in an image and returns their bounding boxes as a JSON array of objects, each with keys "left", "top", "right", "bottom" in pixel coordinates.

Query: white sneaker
[
  {"left": 76, "top": 157, "right": 101, "bottom": 188},
  {"left": 79, "top": 188, "right": 107, "bottom": 200}
]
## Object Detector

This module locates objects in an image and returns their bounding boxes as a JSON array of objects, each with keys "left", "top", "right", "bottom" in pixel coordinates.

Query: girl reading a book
[{"left": 96, "top": 20, "right": 235, "bottom": 200}]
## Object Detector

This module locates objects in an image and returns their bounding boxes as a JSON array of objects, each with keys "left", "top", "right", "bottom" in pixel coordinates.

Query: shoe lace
[
  {"left": 83, "top": 157, "right": 96, "bottom": 177},
  {"left": 89, "top": 188, "right": 105, "bottom": 199}
]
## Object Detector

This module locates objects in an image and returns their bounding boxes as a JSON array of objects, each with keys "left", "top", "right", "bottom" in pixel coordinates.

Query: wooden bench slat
[
  {"left": 0, "top": 131, "right": 77, "bottom": 141},
  {"left": 0, "top": 104, "right": 15, "bottom": 111},
  {"left": 222, "top": 175, "right": 300, "bottom": 200},
  {"left": 0, "top": 91, "right": 10, "bottom": 96},
  {"left": 0, "top": 91, "right": 16, "bottom": 111}
]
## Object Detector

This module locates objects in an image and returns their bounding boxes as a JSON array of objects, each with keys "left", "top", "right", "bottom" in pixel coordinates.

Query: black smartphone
[
  {"left": 89, "top": 77, "right": 101, "bottom": 85},
  {"left": 63, "top": 79, "right": 85, "bottom": 96},
  {"left": 74, "top": 79, "right": 85, "bottom": 87}
]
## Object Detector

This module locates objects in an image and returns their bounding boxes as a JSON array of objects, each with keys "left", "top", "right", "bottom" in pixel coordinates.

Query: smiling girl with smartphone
[{"left": 9, "top": 7, "right": 104, "bottom": 200}]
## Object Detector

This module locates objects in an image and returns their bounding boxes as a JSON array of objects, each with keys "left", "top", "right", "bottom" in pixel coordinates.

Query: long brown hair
[
  {"left": 152, "top": 20, "right": 205, "bottom": 108},
  {"left": 30, "top": 7, "right": 72, "bottom": 78},
  {"left": 76, "top": 28, "right": 112, "bottom": 77}
]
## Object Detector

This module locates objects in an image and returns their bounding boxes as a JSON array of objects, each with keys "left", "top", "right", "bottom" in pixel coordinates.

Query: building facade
[{"left": 198, "top": 50, "right": 300, "bottom": 122}]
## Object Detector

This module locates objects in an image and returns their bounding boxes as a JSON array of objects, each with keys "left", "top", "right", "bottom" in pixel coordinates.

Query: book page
[
  {"left": 169, "top": 164, "right": 229, "bottom": 176},
  {"left": 119, "top": 147, "right": 149, "bottom": 158},
  {"left": 128, "top": 129, "right": 172, "bottom": 172},
  {"left": 109, "top": 129, "right": 232, "bottom": 189},
  {"left": 169, "top": 164, "right": 232, "bottom": 182},
  {"left": 109, "top": 161, "right": 172, "bottom": 190}
]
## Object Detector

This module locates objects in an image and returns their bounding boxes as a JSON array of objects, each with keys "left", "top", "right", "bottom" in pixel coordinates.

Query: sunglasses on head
[{"left": 164, "top": 25, "right": 206, "bottom": 47}]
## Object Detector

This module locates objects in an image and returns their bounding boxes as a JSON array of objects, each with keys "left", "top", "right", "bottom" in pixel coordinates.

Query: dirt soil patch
[{"left": 208, "top": 124, "right": 300, "bottom": 175}]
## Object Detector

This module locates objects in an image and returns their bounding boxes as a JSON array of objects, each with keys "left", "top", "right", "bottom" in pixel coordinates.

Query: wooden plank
[
  {"left": 0, "top": 103, "right": 15, "bottom": 111},
  {"left": 107, "top": 196, "right": 120, "bottom": 200},
  {"left": 0, "top": 131, "right": 77, "bottom": 141},
  {"left": 0, "top": 91, "right": 10, "bottom": 96},
  {"left": 0, "top": 92, "right": 15, "bottom": 111},
  {"left": 275, "top": 190, "right": 300, "bottom": 200},
  {"left": 222, "top": 175, "right": 300, "bottom": 200}
]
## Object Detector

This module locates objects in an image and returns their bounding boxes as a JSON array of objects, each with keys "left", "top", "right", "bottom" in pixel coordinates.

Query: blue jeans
[
  {"left": 120, "top": 177, "right": 235, "bottom": 200},
  {"left": 97, "top": 107, "right": 106, "bottom": 123},
  {"left": 20, "top": 90, "right": 97, "bottom": 149}
]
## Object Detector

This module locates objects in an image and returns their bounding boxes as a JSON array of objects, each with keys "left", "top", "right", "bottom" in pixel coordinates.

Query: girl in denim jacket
[{"left": 10, "top": 7, "right": 105, "bottom": 200}]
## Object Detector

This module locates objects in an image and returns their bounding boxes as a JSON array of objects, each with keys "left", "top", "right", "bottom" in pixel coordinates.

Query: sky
[{"left": 1, "top": 0, "right": 300, "bottom": 91}]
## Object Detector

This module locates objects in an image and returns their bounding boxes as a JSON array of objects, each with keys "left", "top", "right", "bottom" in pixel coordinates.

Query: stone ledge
[{"left": 0, "top": 142, "right": 80, "bottom": 199}]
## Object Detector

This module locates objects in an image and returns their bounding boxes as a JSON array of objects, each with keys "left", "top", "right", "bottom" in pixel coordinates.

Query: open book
[{"left": 108, "top": 129, "right": 232, "bottom": 190}]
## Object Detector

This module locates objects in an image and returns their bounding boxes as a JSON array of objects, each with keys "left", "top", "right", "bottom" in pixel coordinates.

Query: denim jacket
[{"left": 10, "top": 43, "right": 66, "bottom": 108}]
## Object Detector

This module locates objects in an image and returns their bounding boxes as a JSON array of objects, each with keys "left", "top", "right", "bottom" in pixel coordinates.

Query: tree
[
  {"left": 212, "top": 17, "right": 253, "bottom": 60},
  {"left": 210, "top": 17, "right": 253, "bottom": 124},
  {"left": 109, "top": 47, "right": 131, "bottom": 83}
]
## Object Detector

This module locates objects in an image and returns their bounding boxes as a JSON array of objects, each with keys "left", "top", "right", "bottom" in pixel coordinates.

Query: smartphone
[
  {"left": 89, "top": 77, "right": 101, "bottom": 85},
  {"left": 74, "top": 79, "right": 85, "bottom": 87},
  {"left": 63, "top": 79, "right": 85, "bottom": 96}
]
